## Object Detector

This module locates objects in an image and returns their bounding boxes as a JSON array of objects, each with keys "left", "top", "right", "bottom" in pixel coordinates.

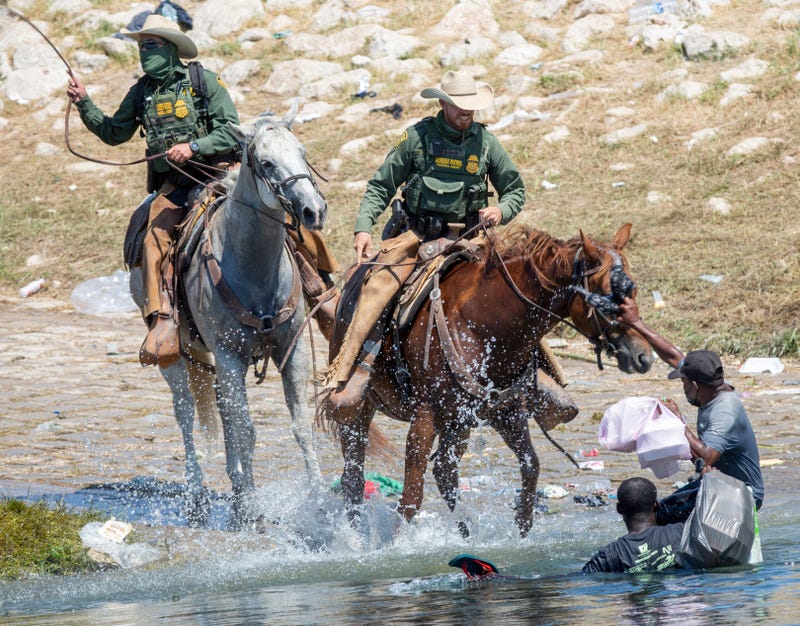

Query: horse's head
[
  {"left": 566, "top": 224, "right": 653, "bottom": 374},
  {"left": 229, "top": 114, "right": 327, "bottom": 230}
]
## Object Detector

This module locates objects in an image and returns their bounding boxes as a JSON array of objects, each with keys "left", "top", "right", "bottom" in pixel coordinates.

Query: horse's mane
[
  {"left": 489, "top": 224, "right": 619, "bottom": 290},
  {"left": 221, "top": 167, "right": 238, "bottom": 191}
]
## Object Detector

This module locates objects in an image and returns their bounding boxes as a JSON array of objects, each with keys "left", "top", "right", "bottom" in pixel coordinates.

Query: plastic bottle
[
  {"left": 628, "top": 0, "right": 679, "bottom": 23},
  {"left": 19, "top": 278, "right": 45, "bottom": 298},
  {"left": 356, "top": 76, "right": 370, "bottom": 97}
]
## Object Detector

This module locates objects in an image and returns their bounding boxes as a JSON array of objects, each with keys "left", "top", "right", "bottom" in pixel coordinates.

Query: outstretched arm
[
  {"left": 618, "top": 297, "right": 684, "bottom": 369},
  {"left": 683, "top": 426, "right": 722, "bottom": 467}
]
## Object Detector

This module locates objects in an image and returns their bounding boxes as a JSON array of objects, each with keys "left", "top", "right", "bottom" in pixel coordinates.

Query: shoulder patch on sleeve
[
  {"left": 394, "top": 130, "right": 408, "bottom": 149},
  {"left": 216, "top": 75, "right": 227, "bottom": 89}
]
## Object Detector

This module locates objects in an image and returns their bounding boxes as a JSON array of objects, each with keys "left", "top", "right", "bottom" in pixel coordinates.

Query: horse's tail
[
  {"left": 185, "top": 356, "right": 219, "bottom": 441},
  {"left": 315, "top": 389, "right": 399, "bottom": 463},
  {"left": 365, "top": 422, "right": 399, "bottom": 464}
]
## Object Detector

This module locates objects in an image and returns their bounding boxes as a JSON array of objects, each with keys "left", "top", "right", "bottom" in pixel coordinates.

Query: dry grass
[{"left": 1, "top": 0, "right": 798, "bottom": 356}]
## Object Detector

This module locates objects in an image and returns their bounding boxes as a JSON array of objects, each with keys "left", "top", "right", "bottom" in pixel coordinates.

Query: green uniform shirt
[
  {"left": 75, "top": 65, "right": 240, "bottom": 158},
  {"left": 354, "top": 111, "right": 525, "bottom": 234}
]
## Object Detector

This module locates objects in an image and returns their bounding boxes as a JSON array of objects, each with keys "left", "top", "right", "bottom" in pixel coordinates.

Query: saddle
[
  {"left": 331, "top": 236, "right": 484, "bottom": 385},
  {"left": 394, "top": 242, "right": 482, "bottom": 334}
]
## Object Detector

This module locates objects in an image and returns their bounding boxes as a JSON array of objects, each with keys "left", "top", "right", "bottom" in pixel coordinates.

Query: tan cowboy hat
[
  {"left": 420, "top": 70, "right": 494, "bottom": 111},
  {"left": 121, "top": 14, "right": 198, "bottom": 59}
]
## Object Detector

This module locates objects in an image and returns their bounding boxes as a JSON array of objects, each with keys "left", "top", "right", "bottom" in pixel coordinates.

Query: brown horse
[{"left": 325, "top": 223, "right": 654, "bottom": 537}]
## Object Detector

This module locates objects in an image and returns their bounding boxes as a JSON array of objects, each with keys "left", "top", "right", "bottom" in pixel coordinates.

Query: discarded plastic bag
[
  {"left": 678, "top": 472, "right": 757, "bottom": 568},
  {"left": 80, "top": 521, "right": 162, "bottom": 569},
  {"left": 739, "top": 357, "right": 784, "bottom": 374},
  {"left": 70, "top": 269, "right": 138, "bottom": 315}
]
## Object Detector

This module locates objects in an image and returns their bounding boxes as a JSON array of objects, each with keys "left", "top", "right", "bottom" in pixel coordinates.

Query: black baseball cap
[{"left": 667, "top": 350, "right": 725, "bottom": 385}]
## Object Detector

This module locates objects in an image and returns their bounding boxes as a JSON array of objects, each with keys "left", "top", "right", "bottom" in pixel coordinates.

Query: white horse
[{"left": 130, "top": 114, "right": 326, "bottom": 528}]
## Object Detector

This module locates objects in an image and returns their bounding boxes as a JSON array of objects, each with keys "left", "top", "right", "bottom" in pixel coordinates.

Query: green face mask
[{"left": 139, "top": 45, "right": 179, "bottom": 84}]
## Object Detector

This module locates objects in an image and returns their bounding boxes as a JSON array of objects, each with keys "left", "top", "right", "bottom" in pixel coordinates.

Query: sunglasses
[{"left": 139, "top": 40, "right": 168, "bottom": 51}]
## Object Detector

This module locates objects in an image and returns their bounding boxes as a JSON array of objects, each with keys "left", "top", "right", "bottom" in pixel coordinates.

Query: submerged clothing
[
  {"left": 697, "top": 390, "right": 764, "bottom": 508},
  {"left": 354, "top": 110, "right": 525, "bottom": 234},
  {"left": 582, "top": 523, "right": 685, "bottom": 574}
]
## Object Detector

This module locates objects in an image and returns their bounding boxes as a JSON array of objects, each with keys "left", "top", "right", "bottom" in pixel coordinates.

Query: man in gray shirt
[
  {"left": 667, "top": 350, "right": 764, "bottom": 509},
  {"left": 617, "top": 300, "right": 764, "bottom": 521}
]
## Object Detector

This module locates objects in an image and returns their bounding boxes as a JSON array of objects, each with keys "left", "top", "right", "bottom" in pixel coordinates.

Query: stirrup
[{"left": 139, "top": 313, "right": 180, "bottom": 368}]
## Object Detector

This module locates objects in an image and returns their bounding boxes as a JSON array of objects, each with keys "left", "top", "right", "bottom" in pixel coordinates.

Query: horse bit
[{"left": 570, "top": 246, "right": 636, "bottom": 369}]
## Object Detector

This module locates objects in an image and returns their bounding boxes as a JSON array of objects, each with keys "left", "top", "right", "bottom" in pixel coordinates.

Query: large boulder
[
  {"left": 429, "top": 0, "right": 500, "bottom": 41},
  {"left": 193, "top": 0, "right": 265, "bottom": 38},
  {"left": 261, "top": 59, "right": 344, "bottom": 96}
]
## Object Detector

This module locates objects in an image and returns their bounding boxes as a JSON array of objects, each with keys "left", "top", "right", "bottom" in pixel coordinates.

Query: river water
[
  {"left": 1, "top": 304, "right": 799, "bottom": 624},
  {"left": 2, "top": 456, "right": 799, "bottom": 625}
]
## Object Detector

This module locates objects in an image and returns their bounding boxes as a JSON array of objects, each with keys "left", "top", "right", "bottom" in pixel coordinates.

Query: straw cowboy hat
[
  {"left": 121, "top": 14, "right": 198, "bottom": 59},
  {"left": 420, "top": 70, "right": 494, "bottom": 111}
]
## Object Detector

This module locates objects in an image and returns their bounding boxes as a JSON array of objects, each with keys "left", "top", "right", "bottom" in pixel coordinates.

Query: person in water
[
  {"left": 618, "top": 299, "right": 764, "bottom": 524},
  {"left": 581, "top": 476, "right": 684, "bottom": 573}
]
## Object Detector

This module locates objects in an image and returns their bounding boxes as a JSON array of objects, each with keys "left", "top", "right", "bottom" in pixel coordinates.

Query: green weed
[{"left": 0, "top": 499, "right": 104, "bottom": 580}]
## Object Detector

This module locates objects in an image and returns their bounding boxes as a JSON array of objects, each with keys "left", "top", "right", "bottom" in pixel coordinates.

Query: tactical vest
[
  {"left": 135, "top": 63, "right": 209, "bottom": 174},
  {"left": 402, "top": 117, "right": 490, "bottom": 220}
]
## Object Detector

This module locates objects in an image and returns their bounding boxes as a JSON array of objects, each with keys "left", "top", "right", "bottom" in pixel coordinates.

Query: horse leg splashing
[
  {"left": 129, "top": 268, "right": 216, "bottom": 526},
  {"left": 328, "top": 223, "right": 653, "bottom": 538},
  {"left": 131, "top": 111, "right": 327, "bottom": 530}
]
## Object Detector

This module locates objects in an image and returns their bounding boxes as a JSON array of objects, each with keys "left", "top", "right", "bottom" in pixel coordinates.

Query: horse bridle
[
  {"left": 243, "top": 138, "right": 324, "bottom": 236},
  {"left": 492, "top": 241, "right": 635, "bottom": 370},
  {"left": 569, "top": 247, "right": 636, "bottom": 368}
]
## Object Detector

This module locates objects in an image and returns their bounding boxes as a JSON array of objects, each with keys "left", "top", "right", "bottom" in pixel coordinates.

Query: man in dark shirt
[{"left": 582, "top": 477, "right": 684, "bottom": 573}]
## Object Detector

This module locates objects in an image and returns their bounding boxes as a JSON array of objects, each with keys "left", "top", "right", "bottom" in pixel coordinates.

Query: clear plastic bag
[
  {"left": 70, "top": 270, "right": 138, "bottom": 315},
  {"left": 678, "top": 472, "right": 756, "bottom": 568}
]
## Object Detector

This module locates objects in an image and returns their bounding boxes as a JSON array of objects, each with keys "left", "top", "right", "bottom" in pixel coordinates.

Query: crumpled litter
[
  {"left": 371, "top": 103, "right": 403, "bottom": 119},
  {"left": 80, "top": 521, "right": 163, "bottom": 569},
  {"left": 574, "top": 494, "right": 607, "bottom": 507},
  {"left": 538, "top": 484, "right": 569, "bottom": 499}
]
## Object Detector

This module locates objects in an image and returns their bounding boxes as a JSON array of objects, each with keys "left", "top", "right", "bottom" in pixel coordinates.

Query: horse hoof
[
  {"left": 457, "top": 520, "right": 470, "bottom": 538},
  {"left": 227, "top": 490, "right": 261, "bottom": 532},
  {"left": 184, "top": 492, "right": 211, "bottom": 528}
]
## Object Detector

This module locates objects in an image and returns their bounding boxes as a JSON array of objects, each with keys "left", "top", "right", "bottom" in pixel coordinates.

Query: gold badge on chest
[
  {"left": 466, "top": 154, "right": 479, "bottom": 174},
  {"left": 174, "top": 99, "right": 189, "bottom": 119}
]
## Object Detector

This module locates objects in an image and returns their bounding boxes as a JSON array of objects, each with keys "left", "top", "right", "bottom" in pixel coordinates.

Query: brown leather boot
[
  {"left": 326, "top": 337, "right": 381, "bottom": 411},
  {"left": 139, "top": 256, "right": 180, "bottom": 369},
  {"left": 139, "top": 311, "right": 180, "bottom": 369}
]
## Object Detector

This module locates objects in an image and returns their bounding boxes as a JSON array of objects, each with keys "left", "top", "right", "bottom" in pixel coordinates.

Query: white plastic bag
[
  {"left": 80, "top": 521, "right": 162, "bottom": 569},
  {"left": 678, "top": 472, "right": 757, "bottom": 568},
  {"left": 636, "top": 404, "right": 691, "bottom": 477},
  {"left": 599, "top": 396, "right": 690, "bottom": 478},
  {"left": 599, "top": 396, "right": 673, "bottom": 451}
]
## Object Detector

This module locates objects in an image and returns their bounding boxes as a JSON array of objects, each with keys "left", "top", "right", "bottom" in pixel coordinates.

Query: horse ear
[
  {"left": 613, "top": 223, "right": 633, "bottom": 249},
  {"left": 282, "top": 99, "right": 299, "bottom": 129},
  {"left": 228, "top": 119, "right": 256, "bottom": 143},
  {"left": 580, "top": 229, "right": 601, "bottom": 260}
]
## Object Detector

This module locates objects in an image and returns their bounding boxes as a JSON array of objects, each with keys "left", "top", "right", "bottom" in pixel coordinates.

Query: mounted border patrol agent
[
  {"left": 67, "top": 15, "right": 341, "bottom": 366},
  {"left": 67, "top": 14, "right": 240, "bottom": 368},
  {"left": 326, "top": 69, "right": 527, "bottom": 405}
]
